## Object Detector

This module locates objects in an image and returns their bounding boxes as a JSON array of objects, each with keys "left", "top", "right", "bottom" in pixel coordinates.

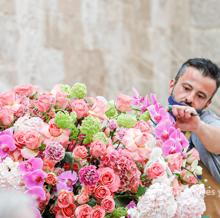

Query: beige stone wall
[{"left": 0, "top": 0, "right": 220, "bottom": 114}]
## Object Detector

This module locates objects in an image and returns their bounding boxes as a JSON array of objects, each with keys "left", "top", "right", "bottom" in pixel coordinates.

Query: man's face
[{"left": 169, "top": 66, "right": 217, "bottom": 111}]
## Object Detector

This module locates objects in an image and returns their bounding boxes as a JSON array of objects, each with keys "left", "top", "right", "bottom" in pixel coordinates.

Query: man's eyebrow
[{"left": 182, "top": 83, "right": 193, "bottom": 88}]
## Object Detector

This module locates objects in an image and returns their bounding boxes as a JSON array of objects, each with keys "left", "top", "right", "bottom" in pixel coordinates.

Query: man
[{"left": 168, "top": 58, "right": 220, "bottom": 184}]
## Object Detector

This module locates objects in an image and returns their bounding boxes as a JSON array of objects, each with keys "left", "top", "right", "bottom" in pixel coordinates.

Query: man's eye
[
  {"left": 198, "top": 95, "right": 205, "bottom": 99},
  {"left": 183, "top": 87, "right": 190, "bottom": 91}
]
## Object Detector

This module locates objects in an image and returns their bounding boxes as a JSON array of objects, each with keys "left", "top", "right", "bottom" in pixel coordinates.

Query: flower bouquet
[{"left": 0, "top": 83, "right": 206, "bottom": 218}]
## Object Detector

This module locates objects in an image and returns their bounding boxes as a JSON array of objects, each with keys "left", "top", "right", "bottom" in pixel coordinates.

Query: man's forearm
[{"left": 194, "top": 121, "right": 220, "bottom": 154}]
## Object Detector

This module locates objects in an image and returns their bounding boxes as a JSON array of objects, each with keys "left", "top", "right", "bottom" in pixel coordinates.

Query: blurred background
[{"left": 0, "top": 0, "right": 220, "bottom": 114}]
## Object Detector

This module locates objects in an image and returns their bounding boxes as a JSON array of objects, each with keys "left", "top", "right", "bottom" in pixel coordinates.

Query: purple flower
[
  {"left": 0, "top": 129, "right": 16, "bottom": 159},
  {"left": 127, "top": 200, "right": 137, "bottom": 209},
  {"left": 162, "top": 138, "right": 182, "bottom": 156},
  {"left": 155, "top": 119, "right": 176, "bottom": 141},
  {"left": 57, "top": 171, "right": 78, "bottom": 192},
  {"left": 170, "top": 129, "right": 189, "bottom": 149},
  {"left": 44, "top": 142, "right": 65, "bottom": 162},
  {"left": 25, "top": 186, "right": 46, "bottom": 201},
  {"left": 23, "top": 169, "right": 46, "bottom": 188},
  {"left": 79, "top": 165, "right": 99, "bottom": 186},
  {"left": 19, "top": 157, "right": 43, "bottom": 174}
]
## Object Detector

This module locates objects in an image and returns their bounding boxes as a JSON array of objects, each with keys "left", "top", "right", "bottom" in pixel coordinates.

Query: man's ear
[{"left": 169, "top": 79, "right": 175, "bottom": 95}]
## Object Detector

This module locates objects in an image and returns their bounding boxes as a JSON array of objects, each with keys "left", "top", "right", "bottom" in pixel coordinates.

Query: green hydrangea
[
  {"left": 93, "top": 132, "right": 108, "bottom": 144},
  {"left": 112, "top": 207, "right": 127, "bottom": 218},
  {"left": 60, "top": 84, "right": 71, "bottom": 95},
  {"left": 55, "top": 111, "right": 76, "bottom": 129},
  {"left": 117, "top": 113, "right": 137, "bottom": 128},
  {"left": 105, "top": 100, "right": 118, "bottom": 118},
  {"left": 69, "top": 125, "right": 79, "bottom": 140},
  {"left": 70, "top": 83, "right": 87, "bottom": 99},
  {"left": 139, "top": 111, "right": 150, "bottom": 121},
  {"left": 80, "top": 116, "right": 101, "bottom": 144}
]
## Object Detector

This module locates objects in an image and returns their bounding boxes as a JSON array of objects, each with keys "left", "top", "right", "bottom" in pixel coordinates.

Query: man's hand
[{"left": 171, "top": 105, "right": 201, "bottom": 132}]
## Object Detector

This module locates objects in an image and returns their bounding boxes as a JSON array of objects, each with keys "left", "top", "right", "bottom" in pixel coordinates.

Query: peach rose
[
  {"left": 49, "top": 123, "right": 63, "bottom": 137},
  {"left": 61, "top": 203, "right": 76, "bottom": 217},
  {"left": 76, "top": 190, "right": 90, "bottom": 204},
  {"left": 90, "top": 141, "right": 106, "bottom": 158},
  {"left": 23, "top": 130, "right": 42, "bottom": 150},
  {"left": 73, "top": 145, "right": 88, "bottom": 160},
  {"left": 57, "top": 190, "right": 74, "bottom": 209},
  {"left": 94, "top": 185, "right": 111, "bottom": 201},
  {"left": 98, "top": 167, "right": 120, "bottom": 192},
  {"left": 100, "top": 197, "right": 115, "bottom": 213},
  {"left": 115, "top": 93, "right": 132, "bottom": 112},
  {"left": 91, "top": 206, "right": 105, "bottom": 218},
  {"left": 146, "top": 161, "right": 165, "bottom": 179},
  {"left": 75, "top": 204, "right": 92, "bottom": 218}
]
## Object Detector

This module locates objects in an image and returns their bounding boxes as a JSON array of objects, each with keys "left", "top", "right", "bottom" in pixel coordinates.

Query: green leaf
[
  {"left": 39, "top": 143, "right": 46, "bottom": 151},
  {"left": 87, "top": 197, "right": 97, "bottom": 207},
  {"left": 63, "top": 152, "right": 73, "bottom": 167},
  {"left": 136, "top": 185, "right": 146, "bottom": 197}
]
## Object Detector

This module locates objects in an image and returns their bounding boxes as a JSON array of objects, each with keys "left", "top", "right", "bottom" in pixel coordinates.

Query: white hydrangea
[
  {"left": 174, "top": 184, "right": 206, "bottom": 218},
  {"left": 13, "top": 115, "right": 46, "bottom": 132},
  {"left": 135, "top": 182, "right": 177, "bottom": 218},
  {"left": 0, "top": 157, "right": 24, "bottom": 191}
]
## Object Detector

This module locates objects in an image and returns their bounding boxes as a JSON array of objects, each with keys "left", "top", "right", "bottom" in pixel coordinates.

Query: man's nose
[{"left": 185, "top": 93, "right": 195, "bottom": 104}]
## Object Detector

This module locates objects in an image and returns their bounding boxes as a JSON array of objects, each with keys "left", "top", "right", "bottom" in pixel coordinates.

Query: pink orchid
[
  {"left": 23, "top": 169, "right": 46, "bottom": 188},
  {"left": 19, "top": 157, "right": 43, "bottom": 174}
]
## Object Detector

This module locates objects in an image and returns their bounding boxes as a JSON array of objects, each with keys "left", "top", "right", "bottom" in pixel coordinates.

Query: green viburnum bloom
[
  {"left": 112, "top": 207, "right": 127, "bottom": 218},
  {"left": 105, "top": 100, "right": 118, "bottom": 118},
  {"left": 55, "top": 111, "right": 77, "bottom": 129},
  {"left": 60, "top": 84, "right": 71, "bottom": 95},
  {"left": 80, "top": 116, "right": 101, "bottom": 144},
  {"left": 117, "top": 113, "right": 137, "bottom": 128},
  {"left": 70, "top": 82, "right": 87, "bottom": 99},
  {"left": 139, "top": 111, "right": 150, "bottom": 121},
  {"left": 93, "top": 132, "right": 108, "bottom": 144}
]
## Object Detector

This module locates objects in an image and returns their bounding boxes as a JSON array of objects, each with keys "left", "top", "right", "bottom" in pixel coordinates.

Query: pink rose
[
  {"left": 75, "top": 204, "right": 92, "bottom": 218},
  {"left": 57, "top": 190, "right": 74, "bottom": 208},
  {"left": 146, "top": 161, "right": 165, "bottom": 179},
  {"left": 23, "top": 130, "right": 42, "bottom": 150},
  {"left": 90, "top": 141, "right": 106, "bottom": 158},
  {"left": 100, "top": 197, "right": 115, "bottom": 213},
  {"left": 94, "top": 185, "right": 111, "bottom": 201},
  {"left": 98, "top": 167, "right": 120, "bottom": 192},
  {"left": 73, "top": 146, "right": 88, "bottom": 160},
  {"left": 14, "top": 84, "right": 37, "bottom": 97},
  {"left": 187, "top": 148, "right": 200, "bottom": 164},
  {"left": 0, "top": 91, "right": 15, "bottom": 106},
  {"left": 76, "top": 190, "right": 90, "bottom": 204},
  {"left": 14, "top": 130, "right": 26, "bottom": 148},
  {"left": 49, "top": 120, "right": 63, "bottom": 137},
  {"left": 55, "top": 92, "right": 69, "bottom": 109},
  {"left": 167, "top": 153, "right": 183, "bottom": 173},
  {"left": 89, "top": 98, "right": 108, "bottom": 120},
  {"left": 71, "top": 99, "right": 89, "bottom": 119},
  {"left": 0, "top": 108, "right": 14, "bottom": 126},
  {"left": 135, "top": 121, "right": 151, "bottom": 133},
  {"left": 34, "top": 93, "right": 55, "bottom": 112},
  {"left": 91, "top": 206, "right": 105, "bottom": 218},
  {"left": 115, "top": 94, "right": 132, "bottom": 112}
]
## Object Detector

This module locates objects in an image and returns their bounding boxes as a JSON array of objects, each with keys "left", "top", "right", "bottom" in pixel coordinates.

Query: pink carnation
[
  {"left": 90, "top": 140, "right": 106, "bottom": 158},
  {"left": 115, "top": 93, "right": 132, "bottom": 112},
  {"left": 146, "top": 161, "right": 165, "bottom": 179},
  {"left": 79, "top": 165, "right": 99, "bottom": 186}
]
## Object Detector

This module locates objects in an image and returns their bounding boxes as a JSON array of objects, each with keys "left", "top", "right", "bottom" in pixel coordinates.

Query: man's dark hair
[{"left": 175, "top": 58, "right": 220, "bottom": 92}]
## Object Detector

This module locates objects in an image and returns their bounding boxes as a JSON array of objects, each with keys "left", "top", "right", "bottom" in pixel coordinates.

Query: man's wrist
[{"left": 193, "top": 120, "right": 205, "bottom": 135}]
